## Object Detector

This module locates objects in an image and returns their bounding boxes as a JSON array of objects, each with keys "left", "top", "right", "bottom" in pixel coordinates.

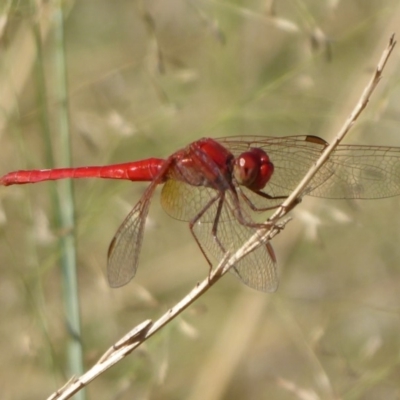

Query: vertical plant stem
[
  {"left": 29, "top": 0, "right": 60, "bottom": 380},
  {"left": 53, "top": 3, "right": 85, "bottom": 397}
]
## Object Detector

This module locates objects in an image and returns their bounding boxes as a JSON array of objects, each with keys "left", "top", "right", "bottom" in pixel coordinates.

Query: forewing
[
  {"left": 219, "top": 135, "right": 400, "bottom": 201},
  {"left": 306, "top": 145, "right": 400, "bottom": 198},
  {"left": 107, "top": 184, "right": 156, "bottom": 288}
]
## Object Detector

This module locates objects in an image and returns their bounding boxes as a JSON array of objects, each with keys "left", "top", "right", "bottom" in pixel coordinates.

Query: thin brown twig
[{"left": 46, "top": 34, "right": 396, "bottom": 400}]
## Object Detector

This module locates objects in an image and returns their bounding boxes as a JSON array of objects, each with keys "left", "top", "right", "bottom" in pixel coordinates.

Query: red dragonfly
[{"left": 1, "top": 135, "right": 400, "bottom": 292}]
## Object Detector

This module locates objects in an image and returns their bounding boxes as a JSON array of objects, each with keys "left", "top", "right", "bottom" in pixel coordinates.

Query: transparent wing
[
  {"left": 107, "top": 183, "right": 157, "bottom": 288},
  {"left": 161, "top": 179, "right": 234, "bottom": 222},
  {"left": 191, "top": 188, "right": 278, "bottom": 292},
  {"left": 219, "top": 135, "right": 400, "bottom": 204},
  {"left": 161, "top": 180, "right": 277, "bottom": 292},
  {"left": 305, "top": 145, "right": 400, "bottom": 198}
]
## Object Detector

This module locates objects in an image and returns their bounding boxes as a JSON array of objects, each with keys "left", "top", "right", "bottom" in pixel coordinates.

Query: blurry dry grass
[{"left": 2, "top": 1, "right": 400, "bottom": 399}]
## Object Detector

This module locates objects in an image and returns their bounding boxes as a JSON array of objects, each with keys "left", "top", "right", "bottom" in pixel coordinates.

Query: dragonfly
[{"left": 1, "top": 135, "right": 400, "bottom": 292}]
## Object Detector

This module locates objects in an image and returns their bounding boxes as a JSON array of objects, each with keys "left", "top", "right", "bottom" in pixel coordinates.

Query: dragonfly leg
[
  {"left": 210, "top": 193, "right": 228, "bottom": 255},
  {"left": 231, "top": 194, "right": 277, "bottom": 230},
  {"left": 233, "top": 185, "right": 300, "bottom": 230},
  {"left": 238, "top": 186, "right": 288, "bottom": 212},
  {"left": 188, "top": 192, "right": 223, "bottom": 278}
]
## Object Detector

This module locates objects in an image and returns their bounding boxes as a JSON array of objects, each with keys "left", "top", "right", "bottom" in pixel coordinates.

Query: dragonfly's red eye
[{"left": 233, "top": 148, "right": 274, "bottom": 190}]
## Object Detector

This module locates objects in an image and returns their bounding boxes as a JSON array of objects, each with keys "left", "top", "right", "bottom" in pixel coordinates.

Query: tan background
[{"left": 1, "top": 1, "right": 400, "bottom": 399}]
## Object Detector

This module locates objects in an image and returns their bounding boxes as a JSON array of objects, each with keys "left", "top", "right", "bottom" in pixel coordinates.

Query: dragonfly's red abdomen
[
  {"left": 0, "top": 159, "right": 166, "bottom": 186},
  {"left": 122, "top": 159, "right": 165, "bottom": 181}
]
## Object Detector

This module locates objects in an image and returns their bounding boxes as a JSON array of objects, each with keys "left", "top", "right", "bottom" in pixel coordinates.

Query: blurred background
[{"left": 1, "top": 1, "right": 400, "bottom": 399}]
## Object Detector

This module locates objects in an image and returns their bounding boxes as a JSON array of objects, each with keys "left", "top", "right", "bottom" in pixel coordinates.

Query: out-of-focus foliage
[{"left": 1, "top": 1, "right": 400, "bottom": 399}]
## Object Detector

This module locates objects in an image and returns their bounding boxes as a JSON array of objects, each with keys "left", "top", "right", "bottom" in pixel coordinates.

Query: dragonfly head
[{"left": 233, "top": 148, "right": 274, "bottom": 191}]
